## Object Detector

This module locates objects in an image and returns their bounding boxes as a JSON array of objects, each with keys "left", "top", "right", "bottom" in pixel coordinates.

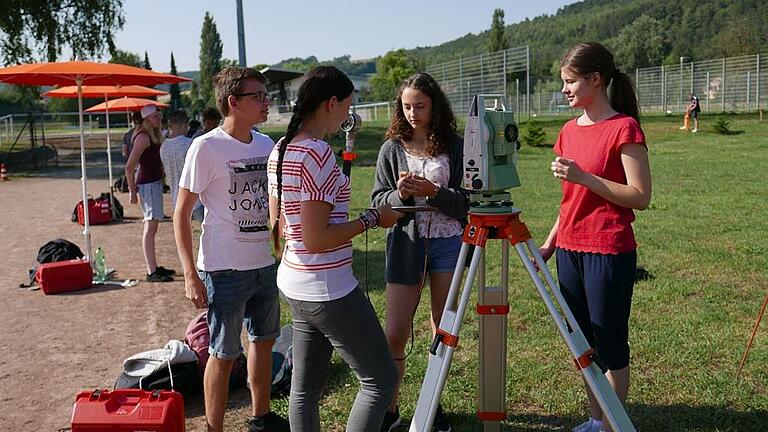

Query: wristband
[{"left": 358, "top": 208, "right": 380, "bottom": 230}]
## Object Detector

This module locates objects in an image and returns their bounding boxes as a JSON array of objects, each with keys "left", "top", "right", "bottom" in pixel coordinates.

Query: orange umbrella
[
  {"left": 45, "top": 86, "right": 171, "bottom": 217},
  {"left": 85, "top": 97, "right": 169, "bottom": 113},
  {"left": 0, "top": 61, "right": 190, "bottom": 261}
]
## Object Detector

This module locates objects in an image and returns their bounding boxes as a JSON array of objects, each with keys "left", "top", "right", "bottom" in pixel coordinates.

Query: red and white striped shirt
[{"left": 267, "top": 138, "right": 357, "bottom": 301}]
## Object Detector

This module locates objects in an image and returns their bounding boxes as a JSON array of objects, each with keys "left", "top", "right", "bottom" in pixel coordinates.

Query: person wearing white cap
[{"left": 125, "top": 104, "right": 176, "bottom": 283}]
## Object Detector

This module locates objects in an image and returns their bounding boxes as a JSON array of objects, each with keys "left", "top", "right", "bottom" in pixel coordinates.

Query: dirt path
[{"left": 0, "top": 174, "right": 250, "bottom": 430}]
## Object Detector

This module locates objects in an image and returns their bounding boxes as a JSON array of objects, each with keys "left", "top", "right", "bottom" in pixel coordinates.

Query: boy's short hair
[
  {"left": 169, "top": 109, "right": 189, "bottom": 126},
  {"left": 213, "top": 67, "right": 268, "bottom": 116}
]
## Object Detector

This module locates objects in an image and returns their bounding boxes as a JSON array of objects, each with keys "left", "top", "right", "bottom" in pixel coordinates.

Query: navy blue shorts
[{"left": 556, "top": 248, "right": 636, "bottom": 370}]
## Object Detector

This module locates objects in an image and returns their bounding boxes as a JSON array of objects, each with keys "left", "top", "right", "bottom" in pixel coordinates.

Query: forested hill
[{"left": 407, "top": 0, "right": 768, "bottom": 77}]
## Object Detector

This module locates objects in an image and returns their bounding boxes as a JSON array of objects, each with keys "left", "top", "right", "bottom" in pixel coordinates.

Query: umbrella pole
[
  {"left": 77, "top": 78, "right": 93, "bottom": 263},
  {"left": 104, "top": 95, "right": 117, "bottom": 221}
]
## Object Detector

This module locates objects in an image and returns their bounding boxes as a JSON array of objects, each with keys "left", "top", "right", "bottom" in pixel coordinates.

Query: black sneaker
[
  {"left": 146, "top": 270, "right": 173, "bottom": 282},
  {"left": 155, "top": 266, "right": 176, "bottom": 276},
  {"left": 380, "top": 406, "right": 401, "bottom": 432},
  {"left": 246, "top": 411, "right": 290, "bottom": 432},
  {"left": 433, "top": 404, "right": 452, "bottom": 432}
]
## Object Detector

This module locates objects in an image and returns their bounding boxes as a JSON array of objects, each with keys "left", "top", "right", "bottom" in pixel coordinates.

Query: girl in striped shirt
[{"left": 267, "top": 66, "right": 403, "bottom": 432}]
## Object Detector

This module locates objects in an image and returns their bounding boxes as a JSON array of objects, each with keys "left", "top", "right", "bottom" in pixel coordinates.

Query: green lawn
[{"left": 265, "top": 115, "right": 768, "bottom": 431}]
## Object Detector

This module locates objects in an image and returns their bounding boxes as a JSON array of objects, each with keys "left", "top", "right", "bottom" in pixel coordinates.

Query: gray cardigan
[{"left": 370, "top": 135, "right": 469, "bottom": 284}]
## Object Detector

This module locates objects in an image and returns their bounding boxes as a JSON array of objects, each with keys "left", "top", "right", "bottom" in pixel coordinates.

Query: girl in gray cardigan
[{"left": 370, "top": 73, "right": 469, "bottom": 432}]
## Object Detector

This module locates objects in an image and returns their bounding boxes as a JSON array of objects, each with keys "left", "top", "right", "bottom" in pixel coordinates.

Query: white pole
[
  {"left": 77, "top": 78, "right": 93, "bottom": 262},
  {"left": 104, "top": 95, "right": 117, "bottom": 220}
]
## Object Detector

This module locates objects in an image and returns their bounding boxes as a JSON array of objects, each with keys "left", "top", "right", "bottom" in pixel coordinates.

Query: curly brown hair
[{"left": 386, "top": 73, "right": 457, "bottom": 157}]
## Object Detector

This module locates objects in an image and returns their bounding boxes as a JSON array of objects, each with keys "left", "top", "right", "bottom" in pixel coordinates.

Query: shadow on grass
[{"left": 389, "top": 403, "right": 768, "bottom": 431}]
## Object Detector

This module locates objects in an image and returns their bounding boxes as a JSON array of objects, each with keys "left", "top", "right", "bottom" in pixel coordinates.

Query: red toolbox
[
  {"left": 36, "top": 259, "right": 92, "bottom": 295},
  {"left": 77, "top": 198, "right": 112, "bottom": 225},
  {"left": 71, "top": 389, "right": 185, "bottom": 432}
]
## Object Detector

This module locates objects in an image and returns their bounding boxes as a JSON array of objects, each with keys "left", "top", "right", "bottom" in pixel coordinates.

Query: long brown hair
[
  {"left": 386, "top": 73, "right": 457, "bottom": 157},
  {"left": 134, "top": 115, "right": 163, "bottom": 145},
  {"left": 560, "top": 42, "right": 640, "bottom": 122},
  {"left": 271, "top": 66, "right": 355, "bottom": 256}
]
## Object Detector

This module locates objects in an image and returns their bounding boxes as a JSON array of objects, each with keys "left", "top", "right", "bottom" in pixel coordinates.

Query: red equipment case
[
  {"left": 36, "top": 259, "right": 92, "bottom": 295},
  {"left": 77, "top": 198, "right": 112, "bottom": 225},
  {"left": 71, "top": 389, "right": 185, "bottom": 432}
]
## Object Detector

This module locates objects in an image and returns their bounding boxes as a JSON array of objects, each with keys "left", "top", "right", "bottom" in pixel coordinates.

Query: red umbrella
[
  {"left": 85, "top": 97, "right": 169, "bottom": 113},
  {"left": 0, "top": 61, "right": 190, "bottom": 261},
  {"left": 44, "top": 86, "right": 171, "bottom": 218}
]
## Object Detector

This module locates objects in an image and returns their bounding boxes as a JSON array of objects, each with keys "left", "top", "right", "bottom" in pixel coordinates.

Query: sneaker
[
  {"left": 380, "top": 406, "right": 401, "bottom": 432},
  {"left": 692, "top": 128, "right": 698, "bottom": 133},
  {"left": 246, "top": 411, "right": 290, "bottom": 432},
  {"left": 155, "top": 266, "right": 176, "bottom": 276},
  {"left": 146, "top": 270, "right": 173, "bottom": 282},
  {"left": 433, "top": 404, "right": 452, "bottom": 432},
  {"left": 679, "top": 125, "right": 687, "bottom": 130},
  {"left": 572, "top": 419, "right": 602, "bottom": 432}
]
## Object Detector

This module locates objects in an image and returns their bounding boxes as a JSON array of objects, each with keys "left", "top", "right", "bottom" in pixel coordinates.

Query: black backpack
[
  {"left": 114, "top": 360, "right": 202, "bottom": 399},
  {"left": 24, "top": 238, "right": 85, "bottom": 286}
]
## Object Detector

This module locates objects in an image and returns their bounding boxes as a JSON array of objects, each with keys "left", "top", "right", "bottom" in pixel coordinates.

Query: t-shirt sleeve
[
  {"left": 300, "top": 143, "right": 338, "bottom": 205},
  {"left": 267, "top": 141, "right": 283, "bottom": 198},
  {"left": 618, "top": 119, "right": 647, "bottom": 150},
  {"left": 179, "top": 139, "right": 214, "bottom": 194},
  {"left": 553, "top": 129, "right": 564, "bottom": 156}
]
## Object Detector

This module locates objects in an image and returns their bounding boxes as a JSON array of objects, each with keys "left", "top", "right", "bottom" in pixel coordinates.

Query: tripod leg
[
  {"left": 513, "top": 239, "right": 637, "bottom": 432},
  {"left": 477, "top": 242, "right": 509, "bottom": 431},
  {"left": 409, "top": 241, "right": 483, "bottom": 432}
]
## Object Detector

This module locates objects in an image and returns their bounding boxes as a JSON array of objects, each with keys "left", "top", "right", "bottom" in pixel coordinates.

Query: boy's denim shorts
[
  {"left": 199, "top": 264, "right": 280, "bottom": 360},
  {"left": 137, "top": 180, "right": 164, "bottom": 221}
]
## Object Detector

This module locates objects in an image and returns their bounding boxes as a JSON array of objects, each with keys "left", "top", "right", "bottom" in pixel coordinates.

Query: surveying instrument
[{"left": 408, "top": 95, "right": 637, "bottom": 432}]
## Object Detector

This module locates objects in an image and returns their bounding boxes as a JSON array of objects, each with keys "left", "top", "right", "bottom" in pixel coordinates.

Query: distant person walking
[
  {"left": 125, "top": 104, "right": 175, "bottom": 283},
  {"left": 539, "top": 42, "right": 652, "bottom": 432},
  {"left": 680, "top": 92, "right": 700, "bottom": 133}
]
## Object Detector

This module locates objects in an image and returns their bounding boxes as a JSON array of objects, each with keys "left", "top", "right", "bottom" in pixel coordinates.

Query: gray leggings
[{"left": 286, "top": 287, "right": 397, "bottom": 432}]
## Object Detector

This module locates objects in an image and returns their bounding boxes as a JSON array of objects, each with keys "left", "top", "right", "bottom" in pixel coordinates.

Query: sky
[{"left": 112, "top": 0, "right": 577, "bottom": 72}]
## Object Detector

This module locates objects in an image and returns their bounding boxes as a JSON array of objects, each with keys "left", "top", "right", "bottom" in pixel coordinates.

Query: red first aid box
[
  {"left": 71, "top": 389, "right": 185, "bottom": 432},
  {"left": 77, "top": 198, "right": 112, "bottom": 225},
  {"left": 36, "top": 259, "right": 92, "bottom": 295}
]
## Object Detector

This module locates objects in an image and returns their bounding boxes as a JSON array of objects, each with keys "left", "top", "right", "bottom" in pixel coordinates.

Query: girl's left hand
[
  {"left": 404, "top": 175, "right": 439, "bottom": 198},
  {"left": 551, "top": 157, "right": 588, "bottom": 184}
]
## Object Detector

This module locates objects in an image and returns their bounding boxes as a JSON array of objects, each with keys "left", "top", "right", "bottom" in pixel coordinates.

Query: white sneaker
[
  {"left": 572, "top": 420, "right": 602, "bottom": 432},
  {"left": 692, "top": 128, "right": 698, "bottom": 133},
  {"left": 679, "top": 126, "right": 687, "bottom": 130}
]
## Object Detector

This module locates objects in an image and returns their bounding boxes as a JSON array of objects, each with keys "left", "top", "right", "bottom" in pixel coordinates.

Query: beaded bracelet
[{"left": 358, "top": 208, "right": 381, "bottom": 231}]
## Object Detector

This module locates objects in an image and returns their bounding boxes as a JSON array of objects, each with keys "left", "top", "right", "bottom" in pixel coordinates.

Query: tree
[
  {"left": 0, "top": 0, "right": 125, "bottom": 65},
  {"left": 709, "top": 17, "right": 764, "bottom": 57},
  {"left": 169, "top": 52, "right": 182, "bottom": 110},
  {"left": 369, "top": 49, "right": 420, "bottom": 101},
  {"left": 488, "top": 9, "right": 509, "bottom": 53},
  {"left": 143, "top": 51, "right": 151, "bottom": 70},
  {"left": 612, "top": 15, "right": 666, "bottom": 71},
  {"left": 199, "top": 12, "right": 223, "bottom": 107},
  {"left": 109, "top": 49, "right": 142, "bottom": 67}
]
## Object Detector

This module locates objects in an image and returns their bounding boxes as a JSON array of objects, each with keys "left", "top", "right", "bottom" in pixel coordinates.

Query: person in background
[
  {"left": 125, "top": 104, "right": 176, "bottom": 283},
  {"left": 679, "top": 92, "right": 700, "bottom": 133},
  {"left": 539, "top": 42, "right": 652, "bottom": 432},
  {"left": 268, "top": 65, "right": 402, "bottom": 432},
  {"left": 174, "top": 67, "right": 289, "bottom": 432},
  {"left": 122, "top": 111, "right": 143, "bottom": 158},
  {"left": 159, "top": 109, "right": 193, "bottom": 209},
  {"left": 192, "top": 106, "right": 223, "bottom": 139},
  {"left": 186, "top": 118, "right": 202, "bottom": 138},
  {"left": 370, "top": 72, "right": 468, "bottom": 432}
]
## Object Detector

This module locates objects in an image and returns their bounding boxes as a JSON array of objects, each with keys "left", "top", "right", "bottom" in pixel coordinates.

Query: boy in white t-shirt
[{"left": 174, "top": 67, "right": 288, "bottom": 432}]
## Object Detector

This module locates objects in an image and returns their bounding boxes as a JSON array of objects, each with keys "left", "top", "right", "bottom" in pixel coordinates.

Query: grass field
[{"left": 261, "top": 114, "right": 768, "bottom": 431}]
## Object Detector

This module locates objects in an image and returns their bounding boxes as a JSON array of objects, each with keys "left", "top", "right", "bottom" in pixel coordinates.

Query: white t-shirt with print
[
  {"left": 267, "top": 138, "right": 357, "bottom": 302},
  {"left": 179, "top": 127, "right": 275, "bottom": 272}
]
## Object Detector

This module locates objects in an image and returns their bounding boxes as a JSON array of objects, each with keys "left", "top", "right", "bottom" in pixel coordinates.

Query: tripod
[{"left": 408, "top": 204, "right": 637, "bottom": 432}]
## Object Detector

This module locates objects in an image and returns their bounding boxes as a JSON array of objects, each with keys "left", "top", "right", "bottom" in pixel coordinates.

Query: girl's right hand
[
  {"left": 397, "top": 171, "right": 413, "bottom": 200},
  {"left": 538, "top": 245, "right": 555, "bottom": 263},
  {"left": 376, "top": 205, "right": 404, "bottom": 228}
]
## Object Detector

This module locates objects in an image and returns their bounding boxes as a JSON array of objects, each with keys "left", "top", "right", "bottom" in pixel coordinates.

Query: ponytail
[
  {"left": 610, "top": 71, "right": 640, "bottom": 123},
  {"left": 271, "top": 112, "right": 303, "bottom": 258}
]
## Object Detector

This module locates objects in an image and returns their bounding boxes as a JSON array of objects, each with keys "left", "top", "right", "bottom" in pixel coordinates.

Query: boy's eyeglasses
[{"left": 234, "top": 92, "right": 271, "bottom": 102}]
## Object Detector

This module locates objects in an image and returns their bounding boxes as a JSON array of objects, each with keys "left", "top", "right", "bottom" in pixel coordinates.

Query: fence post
[
  {"left": 459, "top": 57, "right": 464, "bottom": 113},
  {"left": 747, "top": 71, "right": 751, "bottom": 111},
  {"left": 706, "top": 71, "right": 711, "bottom": 113},
  {"left": 661, "top": 65, "right": 666, "bottom": 114},
  {"left": 516, "top": 78, "right": 520, "bottom": 115},
  {"left": 756, "top": 54, "right": 761, "bottom": 111},
  {"left": 503, "top": 50, "right": 508, "bottom": 102},
  {"left": 10, "top": 115, "right": 14, "bottom": 142},
  {"left": 722, "top": 58, "right": 726, "bottom": 112},
  {"left": 635, "top": 68, "right": 639, "bottom": 102},
  {"left": 480, "top": 54, "right": 484, "bottom": 91},
  {"left": 690, "top": 62, "right": 695, "bottom": 94},
  {"left": 387, "top": 102, "right": 391, "bottom": 122}
]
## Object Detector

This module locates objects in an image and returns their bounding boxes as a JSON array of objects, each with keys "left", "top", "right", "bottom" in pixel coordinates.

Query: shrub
[
  {"left": 712, "top": 119, "right": 732, "bottom": 135},
  {"left": 523, "top": 120, "right": 547, "bottom": 146}
]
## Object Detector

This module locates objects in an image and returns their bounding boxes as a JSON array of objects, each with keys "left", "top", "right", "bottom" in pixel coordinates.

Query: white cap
[{"left": 140, "top": 104, "right": 158, "bottom": 118}]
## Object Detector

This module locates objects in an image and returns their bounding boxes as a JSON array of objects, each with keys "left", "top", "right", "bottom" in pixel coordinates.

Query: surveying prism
[
  {"left": 340, "top": 112, "right": 361, "bottom": 177},
  {"left": 408, "top": 95, "right": 637, "bottom": 432}
]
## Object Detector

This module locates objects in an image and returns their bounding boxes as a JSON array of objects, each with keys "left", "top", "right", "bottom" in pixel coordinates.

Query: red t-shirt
[{"left": 553, "top": 113, "right": 646, "bottom": 254}]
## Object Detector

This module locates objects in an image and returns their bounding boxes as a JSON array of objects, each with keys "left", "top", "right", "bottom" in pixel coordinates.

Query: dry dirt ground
[{"left": 0, "top": 147, "right": 268, "bottom": 431}]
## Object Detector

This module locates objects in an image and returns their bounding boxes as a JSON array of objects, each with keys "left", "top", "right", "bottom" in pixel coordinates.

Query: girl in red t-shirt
[{"left": 539, "top": 42, "right": 652, "bottom": 432}]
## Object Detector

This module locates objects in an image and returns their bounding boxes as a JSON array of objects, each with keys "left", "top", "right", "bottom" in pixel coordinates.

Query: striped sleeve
[{"left": 299, "top": 143, "right": 337, "bottom": 205}]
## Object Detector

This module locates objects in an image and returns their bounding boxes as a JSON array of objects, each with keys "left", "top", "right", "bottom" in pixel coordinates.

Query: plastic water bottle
[{"left": 94, "top": 247, "right": 107, "bottom": 283}]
